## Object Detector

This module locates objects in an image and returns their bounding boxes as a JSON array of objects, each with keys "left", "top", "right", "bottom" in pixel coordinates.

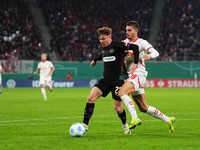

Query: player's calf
[
  {"left": 118, "top": 82, "right": 138, "bottom": 120},
  {"left": 138, "top": 104, "right": 148, "bottom": 112},
  {"left": 114, "top": 100, "right": 130, "bottom": 134},
  {"left": 47, "top": 85, "right": 53, "bottom": 92},
  {"left": 40, "top": 84, "right": 47, "bottom": 101},
  {"left": 82, "top": 87, "right": 102, "bottom": 128},
  {"left": 114, "top": 101, "right": 123, "bottom": 113}
]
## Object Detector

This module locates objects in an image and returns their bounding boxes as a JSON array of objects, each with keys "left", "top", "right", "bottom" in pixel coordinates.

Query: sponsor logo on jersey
[{"left": 103, "top": 56, "right": 116, "bottom": 62}]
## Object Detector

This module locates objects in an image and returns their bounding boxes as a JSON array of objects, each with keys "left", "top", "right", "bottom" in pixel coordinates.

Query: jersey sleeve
[
  {"left": 148, "top": 48, "right": 159, "bottom": 59},
  {"left": 142, "top": 40, "right": 159, "bottom": 59},
  {"left": 49, "top": 62, "right": 54, "bottom": 68},
  {"left": 37, "top": 63, "right": 41, "bottom": 69},
  {"left": 127, "top": 43, "right": 139, "bottom": 64},
  {"left": 93, "top": 53, "right": 102, "bottom": 62},
  {"left": 116, "top": 42, "right": 128, "bottom": 52},
  {"left": 142, "top": 40, "right": 153, "bottom": 52},
  {"left": 116, "top": 42, "right": 139, "bottom": 64}
]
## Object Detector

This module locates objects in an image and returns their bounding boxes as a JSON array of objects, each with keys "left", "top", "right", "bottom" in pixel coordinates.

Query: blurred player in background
[
  {"left": 0, "top": 64, "right": 2, "bottom": 94},
  {"left": 82, "top": 27, "right": 139, "bottom": 134},
  {"left": 34, "top": 53, "right": 55, "bottom": 101},
  {"left": 118, "top": 21, "right": 176, "bottom": 132}
]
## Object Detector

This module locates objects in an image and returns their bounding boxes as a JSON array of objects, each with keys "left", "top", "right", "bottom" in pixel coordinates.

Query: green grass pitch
[{"left": 0, "top": 88, "right": 200, "bottom": 150}]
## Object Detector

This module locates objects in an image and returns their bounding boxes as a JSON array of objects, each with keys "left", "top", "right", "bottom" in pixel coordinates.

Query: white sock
[
  {"left": 41, "top": 88, "right": 47, "bottom": 101},
  {"left": 120, "top": 95, "right": 138, "bottom": 119},
  {"left": 146, "top": 106, "right": 169, "bottom": 123}
]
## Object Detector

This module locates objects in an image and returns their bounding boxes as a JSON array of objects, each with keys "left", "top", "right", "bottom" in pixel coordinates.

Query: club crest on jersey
[
  {"left": 109, "top": 48, "right": 114, "bottom": 54},
  {"left": 103, "top": 56, "right": 116, "bottom": 62}
]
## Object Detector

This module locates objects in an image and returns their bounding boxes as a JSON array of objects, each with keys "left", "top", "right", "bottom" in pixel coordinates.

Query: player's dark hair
[
  {"left": 96, "top": 27, "right": 112, "bottom": 36},
  {"left": 126, "top": 21, "right": 139, "bottom": 30}
]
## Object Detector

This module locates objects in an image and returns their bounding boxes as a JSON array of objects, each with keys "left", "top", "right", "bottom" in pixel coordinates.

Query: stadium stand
[
  {"left": 156, "top": 0, "right": 200, "bottom": 61},
  {"left": 43, "top": 0, "right": 154, "bottom": 61},
  {"left": 0, "top": 0, "right": 199, "bottom": 61},
  {"left": 0, "top": 0, "right": 43, "bottom": 60}
]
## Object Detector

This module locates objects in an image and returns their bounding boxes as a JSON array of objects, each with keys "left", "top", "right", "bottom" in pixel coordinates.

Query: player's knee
[
  {"left": 118, "top": 87, "right": 134, "bottom": 97},
  {"left": 114, "top": 105, "right": 123, "bottom": 113},
  {"left": 118, "top": 89, "right": 125, "bottom": 97},
  {"left": 87, "top": 95, "right": 96, "bottom": 103}
]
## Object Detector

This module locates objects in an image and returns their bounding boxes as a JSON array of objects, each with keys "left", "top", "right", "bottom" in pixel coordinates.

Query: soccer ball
[{"left": 69, "top": 123, "right": 86, "bottom": 137}]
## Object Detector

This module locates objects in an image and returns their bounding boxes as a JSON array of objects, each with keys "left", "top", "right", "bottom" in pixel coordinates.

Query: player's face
[
  {"left": 126, "top": 26, "right": 138, "bottom": 40},
  {"left": 41, "top": 54, "right": 47, "bottom": 61},
  {"left": 98, "top": 34, "right": 112, "bottom": 47}
]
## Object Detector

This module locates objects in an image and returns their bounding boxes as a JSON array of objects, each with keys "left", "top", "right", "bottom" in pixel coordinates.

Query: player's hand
[
  {"left": 33, "top": 72, "right": 37, "bottom": 75},
  {"left": 129, "top": 64, "right": 138, "bottom": 75},
  {"left": 143, "top": 54, "right": 151, "bottom": 60},
  {"left": 90, "top": 60, "right": 96, "bottom": 66},
  {"left": 48, "top": 73, "right": 52, "bottom": 77}
]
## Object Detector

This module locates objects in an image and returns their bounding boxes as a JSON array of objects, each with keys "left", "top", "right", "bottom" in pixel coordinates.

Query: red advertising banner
[
  {"left": 0, "top": 60, "right": 21, "bottom": 73},
  {"left": 145, "top": 79, "right": 200, "bottom": 88}
]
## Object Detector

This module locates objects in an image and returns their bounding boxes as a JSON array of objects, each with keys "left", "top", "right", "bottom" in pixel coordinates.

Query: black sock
[
  {"left": 83, "top": 103, "right": 95, "bottom": 125},
  {"left": 117, "top": 110, "right": 126, "bottom": 125}
]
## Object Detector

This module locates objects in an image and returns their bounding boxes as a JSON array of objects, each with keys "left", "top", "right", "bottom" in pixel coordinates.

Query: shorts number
[{"left": 115, "top": 86, "right": 120, "bottom": 96}]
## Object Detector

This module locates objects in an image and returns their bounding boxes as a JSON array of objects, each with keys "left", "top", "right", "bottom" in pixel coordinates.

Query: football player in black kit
[{"left": 81, "top": 27, "right": 139, "bottom": 134}]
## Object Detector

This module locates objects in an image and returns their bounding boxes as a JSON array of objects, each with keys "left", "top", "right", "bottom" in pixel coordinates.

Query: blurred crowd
[
  {"left": 0, "top": 0, "right": 42, "bottom": 60},
  {"left": 156, "top": 0, "right": 200, "bottom": 61},
  {"left": 43, "top": 0, "right": 154, "bottom": 61},
  {"left": 0, "top": 0, "right": 199, "bottom": 61}
]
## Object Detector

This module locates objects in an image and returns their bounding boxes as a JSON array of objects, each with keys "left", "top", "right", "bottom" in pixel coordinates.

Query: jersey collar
[{"left": 131, "top": 37, "right": 138, "bottom": 42}]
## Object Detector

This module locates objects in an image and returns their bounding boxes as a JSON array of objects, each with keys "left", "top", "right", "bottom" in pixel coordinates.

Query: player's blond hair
[
  {"left": 96, "top": 27, "right": 112, "bottom": 37},
  {"left": 41, "top": 53, "right": 47, "bottom": 57}
]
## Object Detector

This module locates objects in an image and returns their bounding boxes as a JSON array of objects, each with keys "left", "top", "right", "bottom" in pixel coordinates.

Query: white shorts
[
  {"left": 127, "top": 73, "right": 146, "bottom": 96},
  {"left": 40, "top": 76, "right": 52, "bottom": 88}
]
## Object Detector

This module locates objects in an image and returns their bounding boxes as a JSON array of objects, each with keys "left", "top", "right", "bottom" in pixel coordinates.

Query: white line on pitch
[
  {"left": 0, "top": 112, "right": 200, "bottom": 124},
  {"left": 0, "top": 118, "right": 200, "bottom": 127}
]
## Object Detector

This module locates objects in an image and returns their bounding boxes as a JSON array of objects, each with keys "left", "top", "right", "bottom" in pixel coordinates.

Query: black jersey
[{"left": 94, "top": 41, "right": 139, "bottom": 84}]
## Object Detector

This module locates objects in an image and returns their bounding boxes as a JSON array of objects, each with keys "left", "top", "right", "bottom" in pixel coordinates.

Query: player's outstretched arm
[
  {"left": 91, "top": 53, "right": 102, "bottom": 66},
  {"left": 142, "top": 40, "right": 159, "bottom": 60},
  {"left": 144, "top": 48, "right": 159, "bottom": 60},
  {"left": 33, "top": 68, "right": 40, "bottom": 75},
  {"left": 48, "top": 66, "right": 55, "bottom": 76}
]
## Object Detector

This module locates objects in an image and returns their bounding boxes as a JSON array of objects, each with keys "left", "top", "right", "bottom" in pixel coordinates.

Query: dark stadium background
[
  {"left": 1, "top": 0, "right": 200, "bottom": 88},
  {"left": 0, "top": 1, "right": 200, "bottom": 150}
]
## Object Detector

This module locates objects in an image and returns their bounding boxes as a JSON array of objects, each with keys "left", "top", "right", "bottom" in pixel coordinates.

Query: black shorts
[{"left": 94, "top": 79, "right": 124, "bottom": 101}]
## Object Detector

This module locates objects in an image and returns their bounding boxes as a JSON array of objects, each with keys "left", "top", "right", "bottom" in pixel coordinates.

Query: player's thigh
[
  {"left": 111, "top": 80, "right": 124, "bottom": 101},
  {"left": 113, "top": 100, "right": 123, "bottom": 112},
  {"left": 46, "top": 77, "right": 53, "bottom": 89},
  {"left": 132, "top": 94, "right": 148, "bottom": 112},
  {"left": 94, "top": 79, "right": 110, "bottom": 97},
  {"left": 118, "top": 80, "right": 135, "bottom": 96},
  {"left": 40, "top": 77, "right": 45, "bottom": 88},
  {"left": 87, "top": 87, "right": 103, "bottom": 103}
]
